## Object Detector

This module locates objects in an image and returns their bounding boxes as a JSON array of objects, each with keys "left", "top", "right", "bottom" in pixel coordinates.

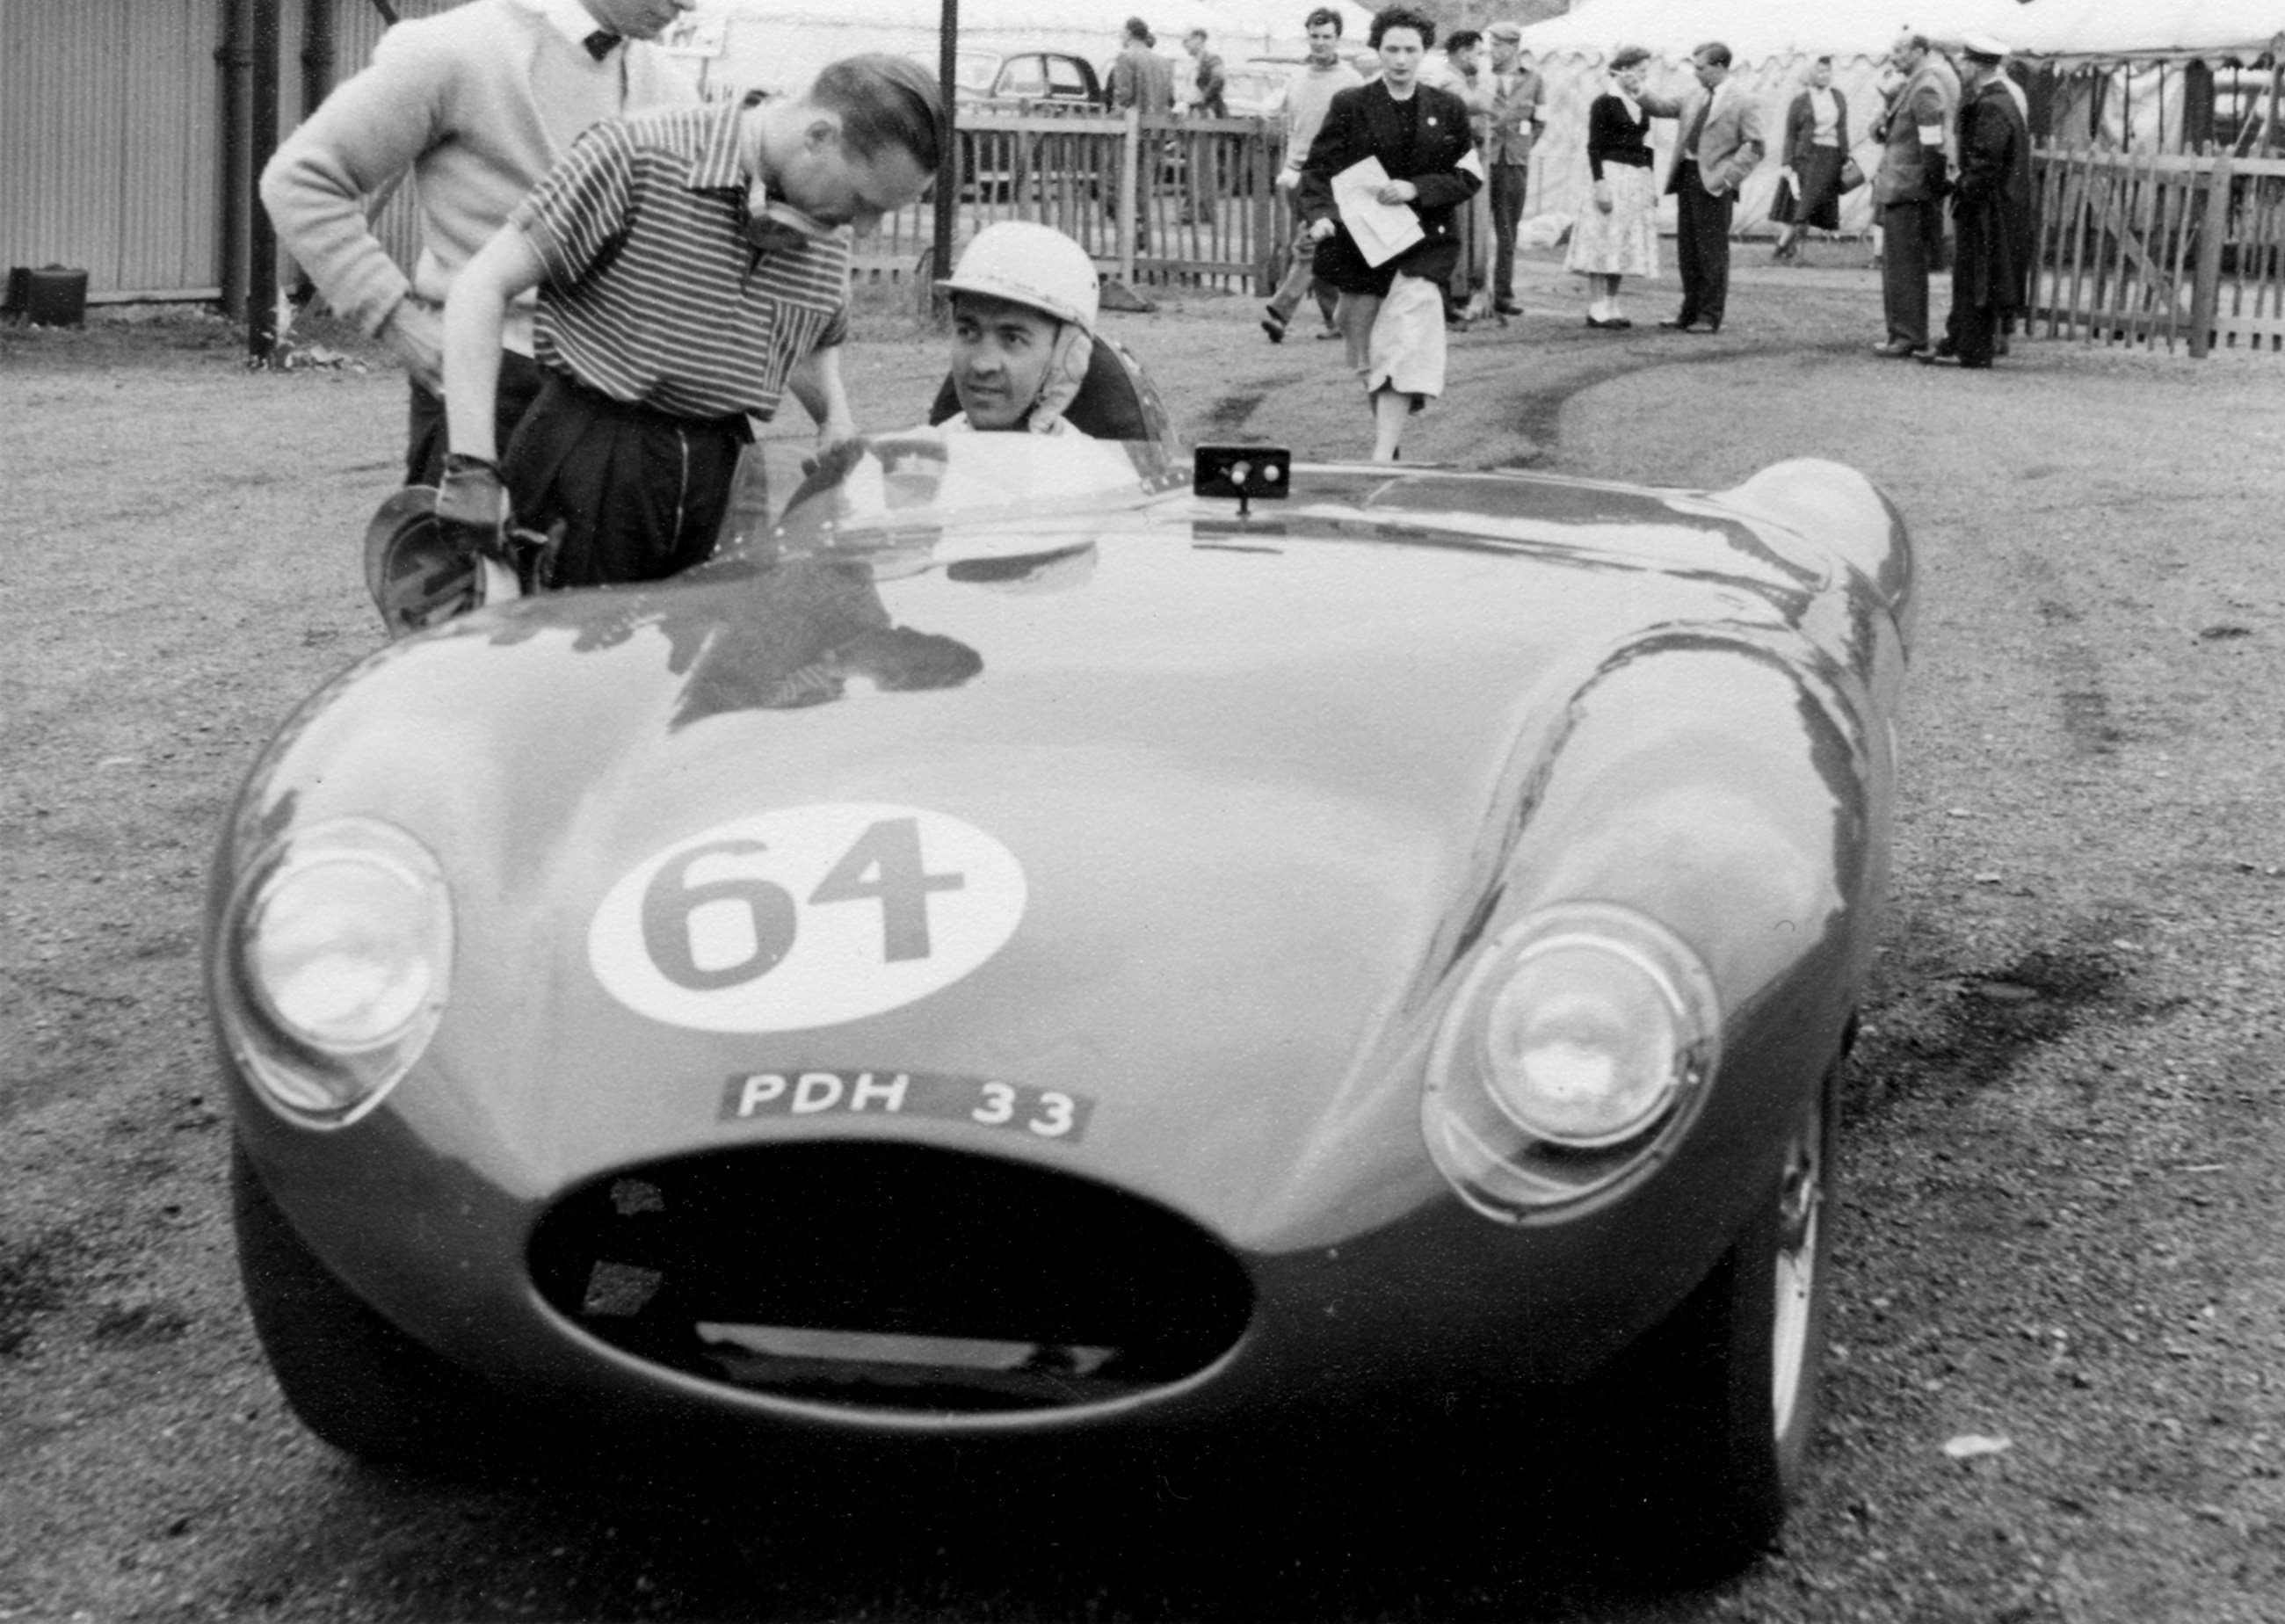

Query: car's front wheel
[
  {"left": 1594, "top": 1059, "right": 1840, "bottom": 1577},
  {"left": 231, "top": 1139, "right": 503, "bottom": 1467}
]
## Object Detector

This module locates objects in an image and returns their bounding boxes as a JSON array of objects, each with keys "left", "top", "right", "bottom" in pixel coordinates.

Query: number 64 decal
[{"left": 590, "top": 805, "right": 1027, "bottom": 1033}]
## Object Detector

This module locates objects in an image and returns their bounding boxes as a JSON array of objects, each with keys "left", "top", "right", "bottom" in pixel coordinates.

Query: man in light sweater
[
  {"left": 1260, "top": 6, "right": 1362, "bottom": 343},
  {"left": 260, "top": 0, "right": 700, "bottom": 486}
]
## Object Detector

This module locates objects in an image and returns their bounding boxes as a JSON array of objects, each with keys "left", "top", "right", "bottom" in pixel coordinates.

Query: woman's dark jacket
[{"left": 1299, "top": 78, "right": 1483, "bottom": 294}]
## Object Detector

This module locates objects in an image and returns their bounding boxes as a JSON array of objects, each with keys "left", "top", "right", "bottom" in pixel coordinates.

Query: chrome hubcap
[{"left": 1769, "top": 1106, "right": 1823, "bottom": 1441}]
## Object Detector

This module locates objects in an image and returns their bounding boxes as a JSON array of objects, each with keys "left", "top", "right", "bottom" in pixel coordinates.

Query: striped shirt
[{"left": 511, "top": 98, "right": 850, "bottom": 422}]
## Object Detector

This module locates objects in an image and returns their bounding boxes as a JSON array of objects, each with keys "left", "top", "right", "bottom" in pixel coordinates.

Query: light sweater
[
  {"left": 1280, "top": 59, "right": 1364, "bottom": 171},
  {"left": 258, "top": 0, "right": 694, "bottom": 348}
]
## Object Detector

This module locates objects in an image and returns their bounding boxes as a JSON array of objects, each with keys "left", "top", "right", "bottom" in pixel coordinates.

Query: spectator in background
[
  {"left": 1109, "top": 18, "right": 1176, "bottom": 115},
  {"left": 1924, "top": 36, "right": 2034, "bottom": 369},
  {"left": 1183, "top": 28, "right": 1228, "bottom": 117},
  {"left": 1179, "top": 27, "right": 1228, "bottom": 224},
  {"left": 261, "top": 0, "right": 701, "bottom": 488},
  {"left": 1563, "top": 43, "right": 1662, "bottom": 329},
  {"left": 1481, "top": 21, "right": 1546, "bottom": 318},
  {"left": 1431, "top": 29, "right": 1495, "bottom": 324},
  {"left": 1109, "top": 14, "right": 1177, "bottom": 248},
  {"left": 1772, "top": 55, "right": 1849, "bottom": 262},
  {"left": 437, "top": 54, "right": 942, "bottom": 590},
  {"left": 1651, "top": 40, "right": 1765, "bottom": 336},
  {"left": 1262, "top": 5, "right": 1362, "bottom": 343},
  {"left": 1301, "top": 5, "right": 1483, "bottom": 461},
  {"left": 1868, "top": 32, "right": 1959, "bottom": 357}
]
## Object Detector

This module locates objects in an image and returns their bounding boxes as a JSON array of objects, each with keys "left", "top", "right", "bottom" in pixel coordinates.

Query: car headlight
[
  {"left": 1424, "top": 903, "right": 1720, "bottom": 1221},
  {"left": 219, "top": 818, "right": 452, "bottom": 1127}
]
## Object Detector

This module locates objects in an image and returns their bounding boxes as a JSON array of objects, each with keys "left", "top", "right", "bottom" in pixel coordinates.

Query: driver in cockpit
[{"left": 935, "top": 221, "right": 1102, "bottom": 436}]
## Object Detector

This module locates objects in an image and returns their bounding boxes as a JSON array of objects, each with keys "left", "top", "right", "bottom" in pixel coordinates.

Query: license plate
[{"left": 721, "top": 1069, "right": 1092, "bottom": 1143}]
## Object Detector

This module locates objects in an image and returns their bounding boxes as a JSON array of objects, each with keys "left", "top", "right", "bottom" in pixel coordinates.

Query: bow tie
[{"left": 583, "top": 30, "right": 620, "bottom": 62}]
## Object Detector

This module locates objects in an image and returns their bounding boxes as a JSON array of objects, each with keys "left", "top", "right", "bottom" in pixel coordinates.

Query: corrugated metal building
[{"left": 1, "top": 0, "right": 455, "bottom": 306}]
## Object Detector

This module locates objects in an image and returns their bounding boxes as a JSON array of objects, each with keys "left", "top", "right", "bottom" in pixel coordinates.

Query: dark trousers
[
  {"left": 1488, "top": 162, "right": 1528, "bottom": 301},
  {"left": 404, "top": 349, "right": 544, "bottom": 488},
  {"left": 1943, "top": 274, "right": 2002, "bottom": 366},
  {"left": 1266, "top": 186, "right": 1337, "bottom": 328},
  {"left": 502, "top": 373, "right": 749, "bottom": 590},
  {"left": 1881, "top": 199, "right": 1939, "bottom": 348},
  {"left": 1672, "top": 173, "right": 1734, "bottom": 327}
]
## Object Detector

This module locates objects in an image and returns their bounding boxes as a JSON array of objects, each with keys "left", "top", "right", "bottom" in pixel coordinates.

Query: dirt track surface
[{"left": 4, "top": 251, "right": 2283, "bottom": 1622}]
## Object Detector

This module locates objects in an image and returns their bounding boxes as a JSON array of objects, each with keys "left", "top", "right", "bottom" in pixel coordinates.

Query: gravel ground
[{"left": 3, "top": 248, "right": 2282, "bottom": 1622}]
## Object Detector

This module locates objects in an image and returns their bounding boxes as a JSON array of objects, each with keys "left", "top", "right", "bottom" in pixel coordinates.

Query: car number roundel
[{"left": 589, "top": 804, "right": 1026, "bottom": 1033}]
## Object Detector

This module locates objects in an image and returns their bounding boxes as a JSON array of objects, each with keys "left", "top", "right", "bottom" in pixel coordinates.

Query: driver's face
[{"left": 950, "top": 294, "right": 1063, "bottom": 430}]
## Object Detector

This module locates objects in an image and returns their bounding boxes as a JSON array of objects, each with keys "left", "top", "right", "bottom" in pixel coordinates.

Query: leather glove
[{"left": 433, "top": 453, "right": 511, "bottom": 562}]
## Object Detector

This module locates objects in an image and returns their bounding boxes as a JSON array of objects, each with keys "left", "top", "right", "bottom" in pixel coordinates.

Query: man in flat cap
[
  {"left": 1926, "top": 35, "right": 2033, "bottom": 369},
  {"left": 1481, "top": 21, "right": 1545, "bottom": 317}
]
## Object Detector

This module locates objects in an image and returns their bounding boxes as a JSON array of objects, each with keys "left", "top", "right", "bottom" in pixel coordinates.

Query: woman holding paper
[{"left": 1299, "top": 5, "right": 1484, "bottom": 462}]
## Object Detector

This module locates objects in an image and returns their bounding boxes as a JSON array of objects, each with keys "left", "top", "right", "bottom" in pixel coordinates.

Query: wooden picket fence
[
  {"left": 851, "top": 107, "right": 1286, "bottom": 297},
  {"left": 2031, "top": 144, "right": 2285, "bottom": 356}
]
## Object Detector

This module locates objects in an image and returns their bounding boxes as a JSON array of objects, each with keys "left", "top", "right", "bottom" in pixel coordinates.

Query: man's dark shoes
[
  {"left": 1261, "top": 308, "right": 1287, "bottom": 344},
  {"left": 1919, "top": 352, "right": 1991, "bottom": 369},
  {"left": 1494, "top": 298, "right": 1523, "bottom": 316},
  {"left": 1871, "top": 338, "right": 1926, "bottom": 358},
  {"left": 1659, "top": 316, "right": 1717, "bottom": 333}
]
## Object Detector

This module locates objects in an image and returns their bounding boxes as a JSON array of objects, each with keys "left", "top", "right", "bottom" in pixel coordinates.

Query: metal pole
[
  {"left": 301, "top": 0, "right": 337, "bottom": 120},
  {"left": 215, "top": 0, "right": 250, "bottom": 318},
  {"left": 931, "top": 0, "right": 959, "bottom": 323},
  {"left": 249, "top": 0, "right": 282, "bottom": 361}
]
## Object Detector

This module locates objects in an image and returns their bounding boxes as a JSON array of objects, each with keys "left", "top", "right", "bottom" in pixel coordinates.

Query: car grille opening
[{"left": 528, "top": 1143, "right": 1253, "bottom": 1414}]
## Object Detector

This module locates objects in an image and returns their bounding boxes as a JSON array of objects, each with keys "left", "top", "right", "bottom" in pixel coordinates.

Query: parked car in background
[
  {"left": 1221, "top": 64, "right": 1288, "bottom": 121},
  {"left": 936, "top": 48, "right": 1109, "bottom": 200},
  {"left": 950, "top": 47, "right": 1105, "bottom": 108}
]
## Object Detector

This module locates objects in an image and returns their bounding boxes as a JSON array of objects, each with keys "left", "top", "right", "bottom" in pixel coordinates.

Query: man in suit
[
  {"left": 1653, "top": 40, "right": 1764, "bottom": 335},
  {"left": 1868, "top": 32, "right": 1960, "bottom": 357},
  {"left": 1481, "top": 21, "right": 1545, "bottom": 317},
  {"left": 1300, "top": 5, "right": 1485, "bottom": 461}
]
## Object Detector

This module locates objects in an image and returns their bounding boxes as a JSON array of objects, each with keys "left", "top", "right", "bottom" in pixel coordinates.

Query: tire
[
  {"left": 231, "top": 1139, "right": 504, "bottom": 1467},
  {"left": 1593, "top": 1059, "right": 1841, "bottom": 1578}
]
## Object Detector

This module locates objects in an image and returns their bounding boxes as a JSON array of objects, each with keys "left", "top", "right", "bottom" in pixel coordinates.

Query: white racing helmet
[{"left": 936, "top": 221, "right": 1100, "bottom": 331}]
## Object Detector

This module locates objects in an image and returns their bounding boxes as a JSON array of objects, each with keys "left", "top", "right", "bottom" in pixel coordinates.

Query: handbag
[
  {"left": 1769, "top": 176, "right": 1799, "bottom": 224},
  {"left": 1839, "top": 156, "right": 1866, "bottom": 193}
]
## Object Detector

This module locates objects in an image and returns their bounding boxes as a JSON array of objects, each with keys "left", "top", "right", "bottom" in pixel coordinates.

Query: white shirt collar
[{"left": 533, "top": 0, "right": 615, "bottom": 52}]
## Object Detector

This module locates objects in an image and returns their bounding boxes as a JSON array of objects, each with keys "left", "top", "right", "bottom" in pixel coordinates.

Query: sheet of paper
[{"left": 1330, "top": 156, "right": 1424, "bottom": 268}]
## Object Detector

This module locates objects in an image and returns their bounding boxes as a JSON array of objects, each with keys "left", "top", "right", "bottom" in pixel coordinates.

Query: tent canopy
[
  {"left": 1516, "top": 0, "right": 2037, "bottom": 66},
  {"left": 2005, "top": 0, "right": 2284, "bottom": 62}
]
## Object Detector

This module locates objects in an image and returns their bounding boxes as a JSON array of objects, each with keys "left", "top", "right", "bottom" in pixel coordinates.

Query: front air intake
[{"left": 528, "top": 1143, "right": 1253, "bottom": 1414}]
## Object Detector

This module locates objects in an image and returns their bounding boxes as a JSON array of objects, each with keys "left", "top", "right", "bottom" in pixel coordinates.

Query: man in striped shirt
[{"left": 439, "top": 54, "right": 941, "bottom": 589}]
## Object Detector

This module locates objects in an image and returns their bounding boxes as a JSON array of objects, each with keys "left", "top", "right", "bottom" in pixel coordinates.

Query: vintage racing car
[{"left": 209, "top": 415, "right": 1912, "bottom": 1573}]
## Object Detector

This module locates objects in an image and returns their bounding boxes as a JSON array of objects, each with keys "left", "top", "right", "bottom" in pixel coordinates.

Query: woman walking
[
  {"left": 1773, "top": 55, "right": 1850, "bottom": 261},
  {"left": 1564, "top": 45, "right": 1663, "bottom": 329}
]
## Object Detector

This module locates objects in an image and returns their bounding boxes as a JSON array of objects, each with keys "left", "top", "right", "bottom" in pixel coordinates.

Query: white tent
[
  {"left": 1512, "top": 0, "right": 2040, "bottom": 236},
  {"left": 2006, "top": 0, "right": 2285, "bottom": 63}
]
